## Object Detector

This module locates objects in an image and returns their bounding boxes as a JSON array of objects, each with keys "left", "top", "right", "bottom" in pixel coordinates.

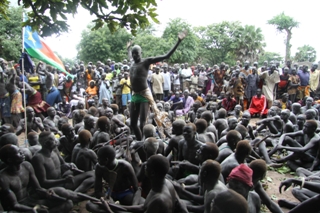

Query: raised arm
[{"left": 146, "top": 31, "right": 188, "bottom": 65}]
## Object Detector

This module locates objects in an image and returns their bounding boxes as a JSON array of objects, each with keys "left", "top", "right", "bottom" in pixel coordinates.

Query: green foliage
[
  {"left": 294, "top": 45, "right": 317, "bottom": 62},
  {"left": 162, "top": 18, "right": 199, "bottom": 64},
  {"left": 195, "top": 21, "right": 265, "bottom": 66},
  {"left": 11, "top": 0, "right": 159, "bottom": 37},
  {"left": 133, "top": 34, "right": 172, "bottom": 59},
  {"left": 268, "top": 12, "right": 299, "bottom": 61},
  {"left": 267, "top": 12, "right": 299, "bottom": 32},
  {"left": 258, "top": 52, "right": 283, "bottom": 65},
  {"left": 0, "top": 0, "right": 9, "bottom": 19},
  {"left": 195, "top": 21, "right": 242, "bottom": 65},
  {"left": 234, "top": 25, "right": 265, "bottom": 63},
  {"left": 77, "top": 25, "right": 131, "bottom": 64},
  {"left": 0, "top": 6, "right": 23, "bottom": 61}
]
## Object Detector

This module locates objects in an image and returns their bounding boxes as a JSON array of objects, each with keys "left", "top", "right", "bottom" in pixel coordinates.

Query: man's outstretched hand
[
  {"left": 127, "top": 40, "right": 133, "bottom": 49},
  {"left": 178, "top": 30, "right": 188, "bottom": 40}
]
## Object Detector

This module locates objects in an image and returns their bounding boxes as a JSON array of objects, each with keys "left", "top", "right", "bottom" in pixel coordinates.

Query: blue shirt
[
  {"left": 46, "top": 86, "right": 62, "bottom": 106},
  {"left": 297, "top": 70, "right": 310, "bottom": 86}
]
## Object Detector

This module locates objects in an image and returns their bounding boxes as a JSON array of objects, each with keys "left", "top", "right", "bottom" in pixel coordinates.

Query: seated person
[
  {"left": 32, "top": 131, "right": 95, "bottom": 193},
  {"left": 85, "top": 80, "right": 98, "bottom": 99},
  {"left": 131, "top": 124, "right": 165, "bottom": 163},
  {"left": 175, "top": 90, "right": 195, "bottom": 116},
  {"left": 213, "top": 108, "right": 228, "bottom": 139},
  {"left": 136, "top": 137, "right": 160, "bottom": 197},
  {"left": 279, "top": 93, "right": 292, "bottom": 110},
  {"left": 250, "top": 160, "right": 283, "bottom": 213},
  {"left": 169, "top": 91, "right": 183, "bottom": 111},
  {"left": 254, "top": 106, "right": 282, "bottom": 136},
  {"left": 178, "top": 123, "right": 203, "bottom": 166},
  {"left": 221, "top": 91, "right": 237, "bottom": 115},
  {"left": 0, "top": 144, "right": 73, "bottom": 213},
  {"left": 43, "top": 107, "right": 61, "bottom": 135},
  {"left": 0, "top": 133, "right": 32, "bottom": 162},
  {"left": 188, "top": 101, "right": 201, "bottom": 123},
  {"left": 270, "top": 120, "right": 320, "bottom": 171},
  {"left": 195, "top": 119, "right": 215, "bottom": 143},
  {"left": 173, "top": 160, "right": 227, "bottom": 213},
  {"left": 211, "top": 189, "right": 248, "bottom": 213},
  {"left": 201, "top": 111, "right": 218, "bottom": 141},
  {"left": 24, "top": 82, "right": 50, "bottom": 119},
  {"left": 221, "top": 140, "right": 251, "bottom": 182},
  {"left": 106, "top": 107, "right": 131, "bottom": 143},
  {"left": 70, "top": 82, "right": 85, "bottom": 109},
  {"left": 0, "top": 123, "right": 15, "bottom": 137},
  {"left": 78, "top": 115, "right": 96, "bottom": 136},
  {"left": 88, "top": 106, "right": 99, "bottom": 117},
  {"left": 86, "top": 145, "right": 143, "bottom": 212},
  {"left": 230, "top": 104, "right": 243, "bottom": 120},
  {"left": 164, "top": 119, "right": 186, "bottom": 161},
  {"left": 91, "top": 116, "right": 111, "bottom": 149},
  {"left": 227, "top": 164, "right": 261, "bottom": 213},
  {"left": 57, "top": 96, "right": 72, "bottom": 118},
  {"left": 116, "top": 155, "right": 188, "bottom": 213},
  {"left": 248, "top": 88, "right": 268, "bottom": 117},
  {"left": 16, "top": 106, "right": 44, "bottom": 135},
  {"left": 27, "top": 132, "right": 42, "bottom": 155},
  {"left": 72, "top": 129, "right": 97, "bottom": 172},
  {"left": 216, "top": 130, "right": 242, "bottom": 163},
  {"left": 59, "top": 124, "right": 79, "bottom": 162},
  {"left": 221, "top": 116, "right": 238, "bottom": 138},
  {"left": 98, "top": 98, "right": 110, "bottom": 117}
]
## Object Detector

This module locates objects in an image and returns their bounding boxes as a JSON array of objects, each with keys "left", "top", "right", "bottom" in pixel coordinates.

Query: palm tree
[{"left": 234, "top": 25, "right": 266, "bottom": 63}]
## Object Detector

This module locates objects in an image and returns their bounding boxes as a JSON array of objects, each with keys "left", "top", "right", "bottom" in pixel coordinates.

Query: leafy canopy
[
  {"left": 294, "top": 45, "right": 317, "bottom": 62},
  {"left": 267, "top": 12, "right": 299, "bottom": 32},
  {"left": 0, "top": 6, "right": 23, "bottom": 61},
  {"left": 77, "top": 25, "right": 131, "bottom": 64},
  {"left": 12, "top": 0, "right": 159, "bottom": 37}
]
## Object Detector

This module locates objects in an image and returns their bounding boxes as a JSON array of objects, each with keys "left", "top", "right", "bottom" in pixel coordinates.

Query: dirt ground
[{"left": 16, "top": 118, "right": 298, "bottom": 213}]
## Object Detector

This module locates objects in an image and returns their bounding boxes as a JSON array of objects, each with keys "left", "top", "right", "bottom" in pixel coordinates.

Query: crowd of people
[{"left": 0, "top": 31, "right": 320, "bottom": 213}]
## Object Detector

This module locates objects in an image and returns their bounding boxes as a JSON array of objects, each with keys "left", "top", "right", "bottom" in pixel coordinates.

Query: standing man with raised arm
[{"left": 128, "top": 31, "right": 187, "bottom": 140}]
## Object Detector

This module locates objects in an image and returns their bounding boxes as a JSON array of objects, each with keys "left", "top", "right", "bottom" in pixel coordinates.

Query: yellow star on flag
[{"left": 28, "top": 31, "right": 36, "bottom": 46}]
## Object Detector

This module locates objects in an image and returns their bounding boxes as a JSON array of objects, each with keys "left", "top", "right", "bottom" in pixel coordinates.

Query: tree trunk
[{"left": 285, "top": 30, "right": 292, "bottom": 62}]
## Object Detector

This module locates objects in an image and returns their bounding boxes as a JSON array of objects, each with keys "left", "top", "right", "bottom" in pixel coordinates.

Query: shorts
[
  {"left": 131, "top": 94, "right": 148, "bottom": 103},
  {"left": 122, "top": 93, "right": 131, "bottom": 106},
  {"left": 111, "top": 188, "right": 134, "bottom": 201}
]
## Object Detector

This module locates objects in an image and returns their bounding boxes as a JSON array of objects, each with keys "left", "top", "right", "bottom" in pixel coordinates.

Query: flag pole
[{"left": 22, "top": 13, "right": 28, "bottom": 147}]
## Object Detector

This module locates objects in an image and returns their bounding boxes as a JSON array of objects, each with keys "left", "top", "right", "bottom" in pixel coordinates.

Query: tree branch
[{"left": 26, "top": 0, "right": 54, "bottom": 28}]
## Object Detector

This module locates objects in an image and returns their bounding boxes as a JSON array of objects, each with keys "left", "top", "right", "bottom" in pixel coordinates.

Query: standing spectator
[
  {"left": 180, "top": 63, "right": 192, "bottom": 91},
  {"left": 277, "top": 67, "right": 290, "bottom": 97},
  {"left": 190, "top": 70, "right": 198, "bottom": 90},
  {"left": 98, "top": 73, "right": 113, "bottom": 105},
  {"left": 297, "top": 65, "right": 310, "bottom": 100},
  {"left": 162, "top": 65, "right": 171, "bottom": 99},
  {"left": 246, "top": 67, "right": 259, "bottom": 107},
  {"left": 114, "top": 74, "right": 123, "bottom": 112},
  {"left": 172, "top": 68, "right": 180, "bottom": 92},
  {"left": 260, "top": 64, "right": 280, "bottom": 108},
  {"left": 151, "top": 67, "right": 164, "bottom": 101},
  {"left": 6, "top": 75, "right": 24, "bottom": 128},
  {"left": 287, "top": 68, "right": 300, "bottom": 103},
  {"left": 198, "top": 65, "right": 207, "bottom": 93},
  {"left": 120, "top": 72, "right": 131, "bottom": 111},
  {"left": 309, "top": 63, "right": 320, "bottom": 97},
  {"left": 229, "top": 69, "right": 245, "bottom": 108}
]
